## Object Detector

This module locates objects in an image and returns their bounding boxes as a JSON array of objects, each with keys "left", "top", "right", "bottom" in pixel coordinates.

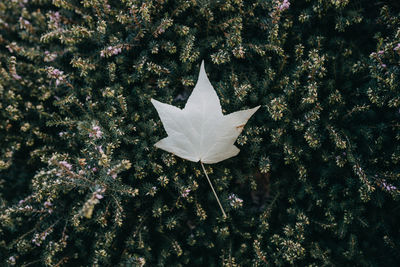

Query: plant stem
[{"left": 200, "top": 161, "right": 227, "bottom": 218}]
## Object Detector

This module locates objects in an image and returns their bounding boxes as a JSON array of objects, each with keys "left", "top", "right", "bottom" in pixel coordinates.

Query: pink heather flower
[
  {"left": 381, "top": 180, "right": 397, "bottom": 192},
  {"left": 59, "top": 160, "right": 72, "bottom": 170},
  {"left": 100, "top": 46, "right": 122, "bottom": 58},
  {"left": 394, "top": 43, "right": 400, "bottom": 51},
  {"left": 279, "top": 0, "right": 290, "bottom": 11},
  {"left": 55, "top": 78, "right": 63, "bottom": 86},
  {"left": 95, "top": 193, "right": 104, "bottom": 199},
  {"left": 7, "top": 45, "right": 14, "bottom": 53},
  {"left": 49, "top": 11, "right": 60, "bottom": 23},
  {"left": 12, "top": 73, "right": 21, "bottom": 80},
  {"left": 48, "top": 11, "right": 61, "bottom": 29},
  {"left": 51, "top": 69, "right": 61, "bottom": 75},
  {"left": 19, "top": 17, "right": 30, "bottom": 26},
  {"left": 107, "top": 169, "right": 117, "bottom": 179},
  {"left": 47, "top": 67, "right": 65, "bottom": 86},
  {"left": 181, "top": 189, "right": 191, "bottom": 197},
  {"left": 96, "top": 145, "right": 104, "bottom": 154},
  {"left": 41, "top": 232, "right": 49, "bottom": 240},
  {"left": 8, "top": 256, "right": 16, "bottom": 265},
  {"left": 107, "top": 46, "right": 121, "bottom": 55},
  {"left": 228, "top": 193, "right": 243, "bottom": 208},
  {"left": 129, "top": 5, "right": 137, "bottom": 15},
  {"left": 89, "top": 126, "right": 103, "bottom": 139},
  {"left": 44, "top": 202, "right": 53, "bottom": 213},
  {"left": 378, "top": 50, "right": 384, "bottom": 55},
  {"left": 44, "top": 51, "right": 57, "bottom": 62},
  {"left": 381, "top": 63, "right": 387, "bottom": 68}
]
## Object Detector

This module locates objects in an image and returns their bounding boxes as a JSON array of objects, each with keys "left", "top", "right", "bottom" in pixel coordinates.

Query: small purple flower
[
  {"left": 107, "top": 169, "right": 117, "bottom": 179},
  {"left": 89, "top": 126, "right": 103, "bottom": 139},
  {"left": 47, "top": 67, "right": 66, "bottom": 86},
  {"left": 94, "top": 188, "right": 105, "bottom": 199},
  {"left": 279, "top": 0, "right": 290, "bottom": 11},
  {"left": 96, "top": 145, "right": 104, "bottom": 154},
  {"left": 44, "top": 201, "right": 52, "bottom": 208},
  {"left": 228, "top": 193, "right": 243, "bottom": 208},
  {"left": 394, "top": 43, "right": 400, "bottom": 51},
  {"left": 51, "top": 68, "right": 61, "bottom": 75},
  {"left": 100, "top": 45, "right": 122, "bottom": 58},
  {"left": 12, "top": 73, "right": 21, "bottom": 80},
  {"left": 8, "top": 256, "right": 16, "bottom": 265},
  {"left": 41, "top": 231, "right": 50, "bottom": 240},
  {"left": 381, "top": 180, "right": 397, "bottom": 192},
  {"left": 181, "top": 189, "right": 191, "bottom": 197},
  {"left": 19, "top": 17, "right": 30, "bottom": 27},
  {"left": 48, "top": 11, "right": 61, "bottom": 28},
  {"left": 44, "top": 51, "right": 57, "bottom": 62},
  {"left": 49, "top": 11, "right": 60, "bottom": 22},
  {"left": 59, "top": 160, "right": 72, "bottom": 170}
]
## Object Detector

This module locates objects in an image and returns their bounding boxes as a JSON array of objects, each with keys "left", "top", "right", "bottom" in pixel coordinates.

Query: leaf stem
[{"left": 200, "top": 161, "right": 227, "bottom": 219}]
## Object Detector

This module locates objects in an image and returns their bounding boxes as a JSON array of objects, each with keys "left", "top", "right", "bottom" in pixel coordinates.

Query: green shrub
[{"left": 1, "top": 0, "right": 399, "bottom": 266}]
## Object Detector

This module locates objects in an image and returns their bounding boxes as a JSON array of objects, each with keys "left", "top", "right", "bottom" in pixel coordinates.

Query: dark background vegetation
[{"left": 1, "top": 0, "right": 399, "bottom": 265}]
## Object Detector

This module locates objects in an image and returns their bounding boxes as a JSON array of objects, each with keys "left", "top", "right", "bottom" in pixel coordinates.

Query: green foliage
[{"left": 1, "top": 0, "right": 399, "bottom": 266}]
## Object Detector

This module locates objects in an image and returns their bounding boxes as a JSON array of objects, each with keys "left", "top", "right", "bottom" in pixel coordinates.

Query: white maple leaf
[
  {"left": 151, "top": 60, "right": 260, "bottom": 218},
  {"left": 151, "top": 60, "right": 260, "bottom": 164}
]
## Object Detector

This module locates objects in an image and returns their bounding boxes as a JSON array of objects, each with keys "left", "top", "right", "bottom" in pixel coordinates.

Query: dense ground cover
[{"left": 1, "top": 0, "right": 399, "bottom": 266}]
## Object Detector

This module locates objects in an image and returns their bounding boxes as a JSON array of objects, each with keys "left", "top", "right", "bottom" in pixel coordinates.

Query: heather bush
[{"left": 0, "top": 0, "right": 399, "bottom": 266}]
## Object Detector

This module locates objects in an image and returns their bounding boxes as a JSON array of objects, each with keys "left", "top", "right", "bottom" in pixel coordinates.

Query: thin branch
[{"left": 200, "top": 161, "right": 227, "bottom": 219}]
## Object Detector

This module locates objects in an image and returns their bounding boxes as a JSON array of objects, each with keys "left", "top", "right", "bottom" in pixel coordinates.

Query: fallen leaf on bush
[
  {"left": 151, "top": 60, "right": 260, "bottom": 218},
  {"left": 151, "top": 60, "right": 260, "bottom": 164}
]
